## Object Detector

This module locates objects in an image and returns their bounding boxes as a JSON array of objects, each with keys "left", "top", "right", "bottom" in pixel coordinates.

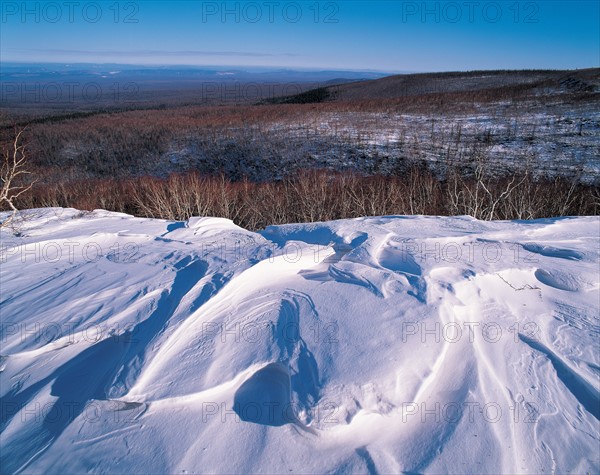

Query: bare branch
[{"left": 1, "top": 128, "right": 36, "bottom": 228}]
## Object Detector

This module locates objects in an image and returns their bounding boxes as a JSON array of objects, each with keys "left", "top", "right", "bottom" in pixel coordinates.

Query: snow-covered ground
[
  {"left": 1, "top": 209, "right": 599, "bottom": 474},
  {"left": 268, "top": 108, "right": 600, "bottom": 183}
]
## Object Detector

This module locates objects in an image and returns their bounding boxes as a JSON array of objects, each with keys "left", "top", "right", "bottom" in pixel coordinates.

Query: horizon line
[{"left": 1, "top": 61, "right": 598, "bottom": 76}]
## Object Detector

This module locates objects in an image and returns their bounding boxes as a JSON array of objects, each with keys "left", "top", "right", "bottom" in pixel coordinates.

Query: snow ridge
[{"left": 1, "top": 209, "right": 598, "bottom": 474}]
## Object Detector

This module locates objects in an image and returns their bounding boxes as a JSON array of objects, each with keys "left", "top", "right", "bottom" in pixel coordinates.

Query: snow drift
[{"left": 1, "top": 209, "right": 599, "bottom": 474}]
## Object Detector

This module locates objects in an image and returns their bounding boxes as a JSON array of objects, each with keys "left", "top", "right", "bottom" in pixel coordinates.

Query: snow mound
[{"left": 1, "top": 210, "right": 598, "bottom": 474}]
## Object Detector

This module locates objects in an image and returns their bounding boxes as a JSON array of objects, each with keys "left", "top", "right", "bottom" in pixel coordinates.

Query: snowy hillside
[{"left": 1, "top": 209, "right": 599, "bottom": 474}]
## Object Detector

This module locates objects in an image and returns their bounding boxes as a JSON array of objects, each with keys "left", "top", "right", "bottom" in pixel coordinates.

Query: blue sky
[{"left": 1, "top": 1, "right": 598, "bottom": 72}]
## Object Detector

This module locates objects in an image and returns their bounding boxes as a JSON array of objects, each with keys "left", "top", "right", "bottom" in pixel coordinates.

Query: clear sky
[{"left": 1, "top": 1, "right": 598, "bottom": 72}]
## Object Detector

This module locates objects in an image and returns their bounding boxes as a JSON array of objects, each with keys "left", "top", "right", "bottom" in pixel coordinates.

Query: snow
[
  {"left": 1, "top": 208, "right": 599, "bottom": 474},
  {"left": 266, "top": 109, "right": 600, "bottom": 183}
]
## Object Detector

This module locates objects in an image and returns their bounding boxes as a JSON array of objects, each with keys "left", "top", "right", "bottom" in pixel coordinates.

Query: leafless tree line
[{"left": 8, "top": 169, "right": 598, "bottom": 231}]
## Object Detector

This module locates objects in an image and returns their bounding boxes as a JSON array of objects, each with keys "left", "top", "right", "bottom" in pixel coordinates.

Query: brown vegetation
[{"left": 11, "top": 168, "right": 598, "bottom": 231}]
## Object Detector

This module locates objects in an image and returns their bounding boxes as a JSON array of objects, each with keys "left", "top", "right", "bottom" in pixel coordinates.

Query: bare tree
[
  {"left": 448, "top": 150, "right": 527, "bottom": 221},
  {"left": 1, "top": 129, "right": 36, "bottom": 228}
]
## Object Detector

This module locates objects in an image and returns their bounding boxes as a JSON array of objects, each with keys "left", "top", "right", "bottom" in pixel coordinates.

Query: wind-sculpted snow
[{"left": 1, "top": 209, "right": 599, "bottom": 474}]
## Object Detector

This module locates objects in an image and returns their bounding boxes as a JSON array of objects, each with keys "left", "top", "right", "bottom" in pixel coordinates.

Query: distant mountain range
[
  {"left": 0, "top": 62, "right": 394, "bottom": 84},
  {"left": 269, "top": 68, "right": 600, "bottom": 103}
]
